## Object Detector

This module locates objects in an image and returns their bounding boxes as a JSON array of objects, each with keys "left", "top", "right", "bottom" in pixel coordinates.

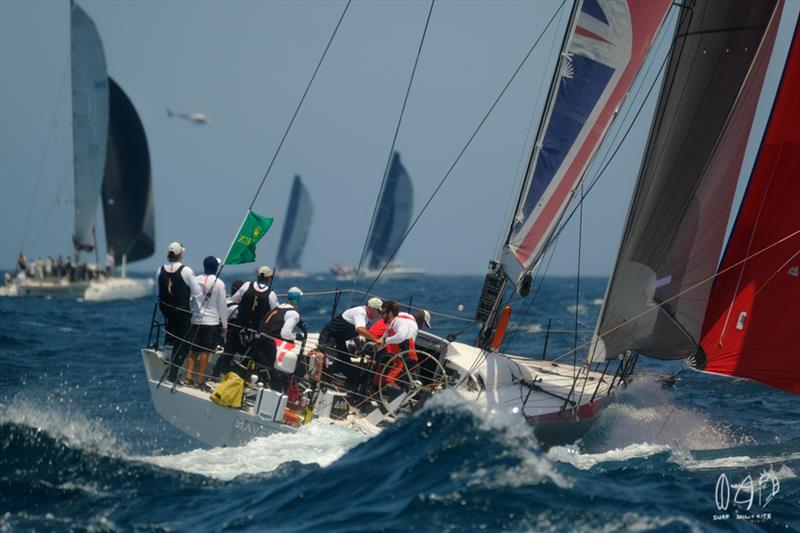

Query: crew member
[
  {"left": 105, "top": 250, "right": 115, "bottom": 276},
  {"left": 156, "top": 241, "right": 202, "bottom": 382},
  {"left": 183, "top": 256, "right": 227, "bottom": 389},
  {"left": 375, "top": 302, "right": 431, "bottom": 386},
  {"left": 230, "top": 265, "right": 278, "bottom": 334},
  {"left": 256, "top": 287, "right": 304, "bottom": 380},
  {"left": 318, "top": 297, "right": 383, "bottom": 380},
  {"left": 213, "top": 279, "right": 245, "bottom": 378}
]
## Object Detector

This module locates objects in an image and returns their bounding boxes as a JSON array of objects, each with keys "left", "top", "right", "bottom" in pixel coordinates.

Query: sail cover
[
  {"left": 698, "top": 19, "right": 799, "bottom": 395},
  {"left": 366, "top": 152, "right": 413, "bottom": 271},
  {"left": 275, "top": 175, "right": 313, "bottom": 270},
  {"left": 590, "top": 0, "right": 782, "bottom": 362},
  {"left": 71, "top": 1, "right": 109, "bottom": 251},
  {"left": 503, "top": 0, "right": 671, "bottom": 273},
  {"left": 101, "top": 78, "right": 154, "bottom": 263}
]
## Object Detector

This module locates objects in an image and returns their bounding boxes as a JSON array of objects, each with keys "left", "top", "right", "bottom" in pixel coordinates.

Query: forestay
[
  {"left": 589, "top": 0, "right": 783, "bottom": 362},
  {"left": 71, "top": 1, "right": 109, "bottom": 252},
  {"left": 503, "top": 0, "right": 670, "bottom": 279}
]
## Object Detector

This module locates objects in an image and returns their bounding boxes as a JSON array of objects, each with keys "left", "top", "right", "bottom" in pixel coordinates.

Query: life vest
[
  {"left": 385, "top": 312, "right": 418, "bottom": 358},
  {"left": 327, "top": 312, "right": 358, "bottom": 342},
  {"left": 238, "top": 281, "right": 272, "bottom": 329},
  {"left": 158, "top": 264, "right": 190, "bottom": 309},
  {"left": 261, "top": 305, "right": 293, "bottom": 340}
]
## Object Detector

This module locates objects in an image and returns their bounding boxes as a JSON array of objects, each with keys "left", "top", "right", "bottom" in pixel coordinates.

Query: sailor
[
  {"left": 255, "top": 287, "right": 305, "bottom": 380},
  {"left": 318, "top": 297, "right": 383, "bottom": 380},
  {"left": 183, "top": 256, "right": 227, "bottom": 389},
  {"left": 375, "top": 301, "right": 431, "bottom": 386},
  {"left": 213, "top": 279, "right": 246, "bottom": 378},
  {"left": 230, "top": 265, "right": 279, "bottom": 333},
  {"left": 105, "top": 250, "right": 115, "bottom": 275},
  {"left": 17, "top": 252, "right": 27, "bottom": 273},
  {"left": 156, "top": 241, "right": 202, "bottom": 382}
]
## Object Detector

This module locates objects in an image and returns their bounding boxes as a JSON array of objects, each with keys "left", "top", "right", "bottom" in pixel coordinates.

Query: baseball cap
[
  {"left": 367, "top": 297, "right": 383, "bottom": 310},
  {"left": 258, "top": 265, "right": 274, "bottom": 278},
  {"left": 168, "top": 242, "right": 185, "bottom": 255},
  {"left": 287, "top": 286, "right": 303, "bottom": 301}
]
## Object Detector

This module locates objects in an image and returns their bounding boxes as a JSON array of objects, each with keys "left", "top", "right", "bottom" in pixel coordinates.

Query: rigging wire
[
  {"left": 19, "top": 57, "right": 70, "bottom": 254},
  {"left": 353, "top": 0, "right": 436, "bottom": 290},
  {"left": 247, "top": 0, "right": 351, "bottom": 212},
  {"left": 358, "top": 0, "right": 568, "bottom": 300}
]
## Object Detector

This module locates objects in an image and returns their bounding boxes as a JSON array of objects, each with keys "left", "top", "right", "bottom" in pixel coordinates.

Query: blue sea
[{"left": 1, "top": 275, "right": 797, "bottom": 531}]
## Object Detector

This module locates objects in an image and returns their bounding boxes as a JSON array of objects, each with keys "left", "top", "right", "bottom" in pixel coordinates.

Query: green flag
[{"left": 225, "top": 211, "right": 273, "bottom": 265}]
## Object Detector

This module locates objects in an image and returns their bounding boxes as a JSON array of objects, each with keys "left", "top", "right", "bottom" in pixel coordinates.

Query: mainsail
[
  {"left": 590, "top": 0, "right": 783, "bottom": 362},
  {"left": 101, "top": 78, "right": 155, "bottom": 263},
  {"left": 502, "top": 0, "right": 671, "bottom": 278},
  {"left": 275, "top": 175, "right": 313, "bottom": 271},
  {"left": 698, "top": 18, "right": 799, "bottom": 395},
  {"left": 70, "top": 0, "right": 109, "bottom": 252},
  {"left": 366, "top": 151, "right": 413, "bottom": 271}
]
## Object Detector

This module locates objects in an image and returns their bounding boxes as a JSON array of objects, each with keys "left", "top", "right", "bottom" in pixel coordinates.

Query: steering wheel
[{"left": 377, "top": 349, "right": 448, "bottom": 418}]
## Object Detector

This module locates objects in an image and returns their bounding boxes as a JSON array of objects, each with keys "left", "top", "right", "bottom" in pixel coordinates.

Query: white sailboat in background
[
  {"left": 332, "top": 151, "right": 426, "bottom": 281},
  {"left": 273, "top": 175, "right": 312, "bottom": 279},
  {"left": 140, "top": 0, "right": 797, "bottom": 448},
  {"left": 2, "top": 1, "right": 154, "bottom": 301}
]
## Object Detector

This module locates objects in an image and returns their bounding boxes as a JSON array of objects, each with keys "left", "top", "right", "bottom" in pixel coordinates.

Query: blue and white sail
[
  {"left": 275, "top": 175, "right": 313, "bottom": 272},
  {"left": 70, "top": 0, "right": 109, "bottom": 253},
  {"left": 366, "top": 151, "right": 413, "bottom": 272},
  {"left": 502, "top": 0, "right": 671, "bottom": 281}
]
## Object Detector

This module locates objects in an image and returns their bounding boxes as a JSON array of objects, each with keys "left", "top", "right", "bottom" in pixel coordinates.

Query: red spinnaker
[{"left": 699, "top": 20, "right": 800, "bottom": 395}]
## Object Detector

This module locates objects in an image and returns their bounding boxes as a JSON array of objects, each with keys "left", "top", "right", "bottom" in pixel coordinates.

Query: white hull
[
  {"left": 333, "top": 265, "right": 427, "bottom": 281},
  {"left": 84, "top": 277, "right": 154, "bottom": 301},
  {"left": 0, "top": 278, "right": 89, "bottom": 298},
  {"left": 275, "top": 269, "right": 308, "bottom": 279},
  {"left": 141, "top": 330, "right": 614, "bottom": 448}
]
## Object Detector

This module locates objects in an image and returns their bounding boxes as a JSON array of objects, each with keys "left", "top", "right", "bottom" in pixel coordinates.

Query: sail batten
[
  {"left": 275, "top": 175, "right": 313, "bottom": 271},
  {"left": 590, "top": 0, "right": 783, "bottom": 362},
  {"left": 70, "top": 1, "right": 109, "bottom": 252},
  {"left": 503, "top": 0, "right": 672, "bottom": 277}
]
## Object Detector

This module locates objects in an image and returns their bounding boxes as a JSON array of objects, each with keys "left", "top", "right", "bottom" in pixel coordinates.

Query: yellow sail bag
[{"left": 210, "top": 372, "right": 244, "bottom": 408}]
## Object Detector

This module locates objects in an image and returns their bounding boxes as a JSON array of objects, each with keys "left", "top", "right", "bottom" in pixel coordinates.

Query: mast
[
  {"left": 588, "top": 0, "right": 784, "bottom": 363},
  {"left": 70, "top": 1, "right": 109, "bottom": 259}
]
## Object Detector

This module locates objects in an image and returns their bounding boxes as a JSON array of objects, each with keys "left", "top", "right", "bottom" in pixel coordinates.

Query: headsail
[
  {"left": 70, "top": 0, "right": 109, "bottom": 252},
  {"left": 502, "top": 0, "right": 671, "bottom": 279},
  {"left": 366, "top": 152, "right": 413, "bottom": 271},
  {"left": 698, "top": 18, "right": 800, "bottom": 395},
  {"left": 275, "top": 175, "right": 313, "bottom": 271},
  {"left": 589, "top": 0, "right": 783, "bottom": 362},
  {"left": 101, "top": 78, "right": 155, "bottom": 263}
]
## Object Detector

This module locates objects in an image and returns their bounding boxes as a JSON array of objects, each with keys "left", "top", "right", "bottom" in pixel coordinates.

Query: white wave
[
  {"left": 423, "top": 392, "right": 572, "bottom": 489},
  {"left": 591, "top": 298, "right": 604, "bottom": 306},
  {"left": 547, "top": 442, "right": 671, "bottom": 470},
  {"left": 677, "top": 452, "right": 800, "bottom": 471},
  {"left": 517, "top": 323, "right": 544, "bottom": 334},
  {"left": 567, "top": 304, "right": 588, "bottom": 315},
  {"left": 0, "top": 399, "right": 123, "bottom": 455},
  {"left": 137, "top": 422, "right": 369, "bottom": 481}
]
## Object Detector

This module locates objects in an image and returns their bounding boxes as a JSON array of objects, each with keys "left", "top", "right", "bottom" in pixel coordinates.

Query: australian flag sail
[{"left": 503, "top": 0, "right": 671, "bottom": 275}]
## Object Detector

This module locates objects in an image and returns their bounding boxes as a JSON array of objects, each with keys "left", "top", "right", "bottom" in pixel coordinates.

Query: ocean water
[{"left": 1, "top": 275, "right": 797, "bottom": 532}]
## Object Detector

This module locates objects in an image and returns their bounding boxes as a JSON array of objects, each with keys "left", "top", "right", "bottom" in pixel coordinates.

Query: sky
[{"left": 1, "top": 0, "right": 798, "bottom": 277}]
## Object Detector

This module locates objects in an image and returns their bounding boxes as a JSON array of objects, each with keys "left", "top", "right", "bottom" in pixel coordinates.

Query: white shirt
[
  {"left": 273, "top": 303, "right": 301, "bottom": 341},
  {"left": 383, "top": 312, "right": 418, "bottom": 345},
  {"left": 341, "top": 305, "right": 371, "bottom": 329},
  {"left": 230, "top": 280, "right": 279, "bottom": 310},
  {"left": 191, "top": 274, "right": 228, "bottom": 328},
  {"left": 155, "top": 261, "right": 203, "bottom": 299}
]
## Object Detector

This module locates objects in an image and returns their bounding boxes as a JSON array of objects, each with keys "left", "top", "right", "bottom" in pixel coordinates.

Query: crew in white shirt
[{"left": 184, "top": 256, "right": 227, "bottom": 389}]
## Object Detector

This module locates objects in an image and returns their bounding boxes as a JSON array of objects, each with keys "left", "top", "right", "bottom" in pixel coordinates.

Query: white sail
[{"left": 70, "top": 1, "right": 109, "bottom": 252}]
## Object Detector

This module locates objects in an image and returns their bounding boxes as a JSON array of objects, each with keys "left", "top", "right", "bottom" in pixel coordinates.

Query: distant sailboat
[
  {"left": 274, "top": 175, "right": 312, "bottom": 279},
  {"left": 1, "top": 1, "right": 153, "bottom": 300},
  {"left": 332, "top": 151, "right": 425, "bottom": 280}
]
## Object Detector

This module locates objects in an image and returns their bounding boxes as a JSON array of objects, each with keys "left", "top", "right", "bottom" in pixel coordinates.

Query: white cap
[
  {"left": 258, "top": 265, "right": 274, "bottom": 278},
  {"left": 367, "top": 297, "right": 383, "bottom": 310},
  {"left": 168, "top": 241, "right": 185, "bottom": 255},
  {"left": 422, "top": 309, "right": 432, "bottom": 327},
  {"left": 287, "top": 286, "right": 303, "bottom": 300}
]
